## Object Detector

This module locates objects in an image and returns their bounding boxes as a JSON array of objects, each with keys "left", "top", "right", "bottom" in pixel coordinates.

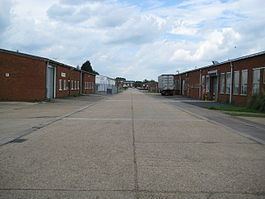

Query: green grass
[
  {"left": 223, "top": 111, "right": 265, "bottom": 117},
  {"left": 209, "top": 105, "right": 257, "bottom": 113},
  {"left": 208, "top": 105, "right": 265, "bottom": 117}
]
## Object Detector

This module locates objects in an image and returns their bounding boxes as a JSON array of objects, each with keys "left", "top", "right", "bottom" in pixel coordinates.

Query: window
[
  {"left": 77, "top": 81, "right": 79, "bottom": 90},
  {"left": 64, "top": 80, "right": 67, "bottom": 90},
  {"left": 202, "top": 75, "right": 205, "bottom": 89},
  {"left": 206, "top": 75, "right": 210, "bottom": 93},
  {"left": 71, "top": 80, "right": 73, "bottom": 90},
  {"left": 220, "top": 73, "right": 225, "bottom": 94},
  {"left": 88, "top": 82, "right": 91, "bottom": 89},
  {"left": 226, "top": 72, "right": 231, "bottom": 94},
  {"left": 233, "top": 71, "right": 239, "bottom": 95},
  {"left": 241, "top": 70, "right": 248, "bottom": 95},
  {"left": 74, "top": 81, "right": 77, "bottom": 90},
  {"left": 253, "top": 69, "right": 260, "bottom": 95},
  {"left": 59, "top": 79, "right": 62, "bottom": 91},
  {"left": 85, "top": 82, "right": 87, "bottom": 89}
]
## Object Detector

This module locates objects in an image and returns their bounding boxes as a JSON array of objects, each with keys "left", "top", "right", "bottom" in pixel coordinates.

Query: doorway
[
  {"left": 46, "top": 66, "right": 55, "bottom": 99},
  {"left": 210, "top": 75, "right": 218, "bottom": 100}
]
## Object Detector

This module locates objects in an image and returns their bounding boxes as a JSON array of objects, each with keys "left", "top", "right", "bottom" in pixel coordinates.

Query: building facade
[
  {"left": 0, "top": 49, "right": 96, "bottom": 101},
  {"left": 95, "top": 75, "right": 117, "bottom": 94},
  {"left": 174, "top": 51, "right": 265, "bottom": 106}
]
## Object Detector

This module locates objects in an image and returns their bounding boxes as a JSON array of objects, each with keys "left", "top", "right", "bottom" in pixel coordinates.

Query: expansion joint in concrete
[{"left": 130, "top": 93, "right": 139, "bottom": 197}]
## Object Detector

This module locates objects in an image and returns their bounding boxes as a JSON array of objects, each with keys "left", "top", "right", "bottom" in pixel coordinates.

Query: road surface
[{"left": 0, "top": 89, "right": 265, "bottom": 198}]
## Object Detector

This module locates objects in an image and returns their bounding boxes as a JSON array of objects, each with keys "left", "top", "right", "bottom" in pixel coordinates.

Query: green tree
[{"left": 81, "top": 60, "right": 99, "bottom": 75}]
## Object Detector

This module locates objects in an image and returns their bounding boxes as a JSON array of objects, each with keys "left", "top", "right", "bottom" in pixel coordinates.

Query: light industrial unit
[
  {"left": 174, "top": 51, "right": 265, "bottom": 106},
  {"left": 0, "top": 49, "right": 95, "bottom": 101}
]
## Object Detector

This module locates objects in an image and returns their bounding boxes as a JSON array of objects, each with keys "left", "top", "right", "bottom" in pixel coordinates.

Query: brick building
[
  {"left": 0, "top": 49, "right": 95, "bottom": 101},
  {"left": 174, "top": 51, "right": 265, "bottom": 106}
]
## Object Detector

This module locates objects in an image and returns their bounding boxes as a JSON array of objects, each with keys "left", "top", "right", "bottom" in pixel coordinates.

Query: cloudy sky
[{"left": 0, "top": 0, "right": 265, "bottom": 80}]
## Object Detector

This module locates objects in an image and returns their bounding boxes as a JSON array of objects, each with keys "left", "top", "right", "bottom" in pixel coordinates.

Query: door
[
  {"left": 182, "top": 80, "right": 185, "bottom": 95},
  {"left": 46, "top": 66, "right": 54, "bottom": 99},
  {"left": 210, "top": 76, "right": 217, "bottom": 100}
]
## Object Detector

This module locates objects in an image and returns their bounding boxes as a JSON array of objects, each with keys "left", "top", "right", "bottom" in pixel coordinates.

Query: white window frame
[
  {"left": 74, "top": 81, "right": 77, "bottom": 90},
  {"left": 233, "top": 71, "right": 239, "bottom": 95},
  {"left": 220, "top": 73, "right": 225, "bottom": 94},
  {"left": 240, "top": 69, "right": 248, "bottom": 96},
  {"left": 205, "top": 75, "right": 210, "bottom": 93},
  {"left": 226, "top": 72, "right": 231, "bottom": 95},
  {"left": 59, "top": 79, "right": 62, "bottom": 91},
  {"left": 77, "top": 81, "right": 79, "bottom": 90},
  {"left": 252, "top": 68, "right": 260, "bottom": 95},
  {"left": 63, "top": 80, "right": 67, "bottom": 90},
  {"left": 71, "top": 80, "right": 74, "bottom": 90}
]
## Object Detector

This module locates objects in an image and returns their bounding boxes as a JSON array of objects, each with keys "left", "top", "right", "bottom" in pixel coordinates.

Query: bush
[{"left": 247, "top": 95, "right": 265, "bottom": 112}]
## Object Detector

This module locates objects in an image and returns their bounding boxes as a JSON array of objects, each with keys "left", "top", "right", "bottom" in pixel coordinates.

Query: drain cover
[{"left": 10, "top": 138, "right": 27, "bottom": 143}]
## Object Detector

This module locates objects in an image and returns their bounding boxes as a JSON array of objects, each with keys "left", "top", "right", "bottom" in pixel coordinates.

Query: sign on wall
[{"left": 61, "top": 72, "right": 66, "bottom": 77}]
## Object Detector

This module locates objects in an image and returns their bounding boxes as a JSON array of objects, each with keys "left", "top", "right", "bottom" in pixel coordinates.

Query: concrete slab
[
  {"left": 0, "top": 89, "right": 264, "bottom": 198},
  {"left": 134, "top": 120, "right": 255, "bottom": 144},
  {"left": 0, "top": 95, "right": 104, "bottom": 145},
  {"left": 237, "top": 116, "right": 265, "bottom": 127},
  {"left": 0, "top": 120, "right": 134, "bottom": 190},
  {"left": 136, "top": 143, "right": 265, "bottom": 193},
  {"left": 0, "top": 190, "right": 135, "bottom": 199}
]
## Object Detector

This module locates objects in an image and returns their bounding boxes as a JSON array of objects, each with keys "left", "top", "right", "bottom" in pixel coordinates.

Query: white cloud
[
  {"left": 0, "top": 0, "right": 264, "bottom": 80},
  {"left": 0, "top": 0, "right": 12, "bottom": 33}
]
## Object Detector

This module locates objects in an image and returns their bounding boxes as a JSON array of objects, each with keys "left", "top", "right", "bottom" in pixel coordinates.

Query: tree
[
  {"left": 81, "top": 60, "right": 99, "bottom": 75},
  {"left": 134, "top": 81, "right": 143, "bottom": 87},
  {"left": 115, "top": 77, "right": 126, "bottom": 81}
]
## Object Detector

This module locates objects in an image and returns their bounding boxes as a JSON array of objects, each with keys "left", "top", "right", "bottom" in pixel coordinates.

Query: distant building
[
  {"left": 123, "top": 80, "right": 135, "bottom": 88},
  {"left": 115, "top": 77, "right": 126, "bottom": 90},
  {"left": 144, "top": 81, "right": 159, "bottom": 93},
  {"left": 95, "top": 75, "right": 117, "bottom": 94}
]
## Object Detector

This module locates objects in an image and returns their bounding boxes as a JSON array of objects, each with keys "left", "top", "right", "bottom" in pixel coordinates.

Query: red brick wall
[
  {"left": 186, "top": 70, "right": 200, "bottom": 99},
  {"left": 82, "top": 72, "right": 95, "bottom": 94},
  {"left": 173, "top": 53, "right": 265, "bottom": 106},
  {"left": 216, "top": 55, "right": 265, "bottom": 105},
  {"left": 56, "top": 65, "right": 81, "bottom": 98},
  {"left": 0, "top": 52, "right": 46, "bottom": 101}
]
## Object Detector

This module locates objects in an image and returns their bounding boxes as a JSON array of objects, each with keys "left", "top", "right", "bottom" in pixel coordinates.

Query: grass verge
[{"left": 209, "top": 105, "right": 265, "bottom": 117}]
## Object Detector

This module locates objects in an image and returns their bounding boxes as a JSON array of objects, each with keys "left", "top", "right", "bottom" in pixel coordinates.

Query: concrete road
[
  {"left": 0, "top": 89, "right": 265, "bottom": 199},
  {"left": 0, "top": 95, "right": 104, "bottom": 145},
  {"left": 156, "top": 95, "right": 265, "bottom": 144}
]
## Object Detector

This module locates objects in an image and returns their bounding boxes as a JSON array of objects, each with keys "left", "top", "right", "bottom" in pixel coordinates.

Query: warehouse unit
[
  {"left": 82, "top": 71, "right": 95, "bottom": 94},
  {"left": 55, "top": 64, "right": 82, "bottom": 98},
  {"left": 174, "top": 51, "right": 265, "bottom": 106},
  {"left": 0, "top": 49, "right": 95, "bottom": 101},
  {"left": 95, "top": 75, "right": 117, "bottom": 94}
]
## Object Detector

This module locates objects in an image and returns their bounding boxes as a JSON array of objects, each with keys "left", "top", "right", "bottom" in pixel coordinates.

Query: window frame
[
  {"left": 226, "top": 72, "right": 231, "bottom": 95},
  {"left": 59, "top": 79, "right": 62, "bottom": 91},
  {"left": 233, "top": 71, "right": 239, "bottom": 95},
  {"left": 252, "top": 68, "right": 260, "bottom": 95},
  {"left": 240, "top": 69, "right": 248, "bottom": 96},
  {"left": 220, "top": 73, "right": 225, "bottom": 94},
  {"left": 71, "top": 80, "right": 74, "bottom": 90},
  {"left": 63, "top": 80, "right": 67, "bottom": 90}
]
